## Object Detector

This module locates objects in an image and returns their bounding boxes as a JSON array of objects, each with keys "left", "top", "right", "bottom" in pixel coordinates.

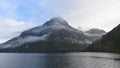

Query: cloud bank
[{"left": 0, "top": 19, "right": 36, "bottom": 43}]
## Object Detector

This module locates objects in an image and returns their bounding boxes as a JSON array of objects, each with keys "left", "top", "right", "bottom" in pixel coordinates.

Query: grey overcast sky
[{"left": 0, "top": 0, "right": 120, "bottom": 43}]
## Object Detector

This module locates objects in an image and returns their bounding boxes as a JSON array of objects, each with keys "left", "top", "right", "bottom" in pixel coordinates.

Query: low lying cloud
[{"left": 0, "top": 19, "right": 37, "bottom": 43}]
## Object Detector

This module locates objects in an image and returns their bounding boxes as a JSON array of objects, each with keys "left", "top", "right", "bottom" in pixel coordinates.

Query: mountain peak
[
  {"left": 43, "top": 17, "right": 69, "bottom": 27},
  {"left": 50, "top": 17, "right": 66, "bottom": 22}
]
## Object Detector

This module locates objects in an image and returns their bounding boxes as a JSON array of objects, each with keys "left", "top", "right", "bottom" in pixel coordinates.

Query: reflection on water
[{"left": 0, "top": 52, "right": 119, "bottom": 68}]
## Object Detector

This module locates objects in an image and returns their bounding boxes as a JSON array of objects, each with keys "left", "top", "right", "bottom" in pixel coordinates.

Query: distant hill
[
  {"left": 85, "top": 24, "right": 120, "bottom": 53},
  {"left": 83, "top": 28, "right": 106, "bottom": 44}
]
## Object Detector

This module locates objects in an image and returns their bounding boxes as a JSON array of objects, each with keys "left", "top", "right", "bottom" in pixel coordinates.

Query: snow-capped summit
[
  {"left": 50, "top": 17, "right": 67, "bottom": 23},
  {"left": 20, "top": 17, "right": 75, "bottom": 37},
  {"left": 43, "top": 17, "right": 69, "bottom": 27}
]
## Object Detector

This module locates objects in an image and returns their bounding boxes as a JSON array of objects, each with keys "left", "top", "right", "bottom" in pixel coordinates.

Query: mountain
[
  {"left": 0, "top": 17, "right": 90, "bottom": 53},
  {"left": 77, "top": 28, "right": 106, "bottom": 44},
  {"left": 83, "top": 28, "right": 106, "bottom": 43},
  {"left": 85, "top": 24, "right": 120, "bottom": 53}
]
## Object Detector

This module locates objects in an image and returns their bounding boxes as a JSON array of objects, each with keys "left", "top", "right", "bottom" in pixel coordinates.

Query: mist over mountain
[
  {"left": 85, "top": 24, "right": 120, "bottom": 53},
  {"left": 0, "top": 17, "right": 106, "bottom": 52},
  {"left": 0, "top": 17, "right": 87, "bottom": 52},
  {"left": 83, "top": 28, "right": 106, "bottom": 43}
]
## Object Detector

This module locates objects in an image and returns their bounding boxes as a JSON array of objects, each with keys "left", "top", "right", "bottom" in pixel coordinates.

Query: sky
[{"left": 0, "top": 0, "right": 120, "bottom": 43}]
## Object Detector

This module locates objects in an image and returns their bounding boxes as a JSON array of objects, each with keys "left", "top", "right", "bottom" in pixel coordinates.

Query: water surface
[{"left": 0, "top": 52, "right": 120, "bottom": 68}]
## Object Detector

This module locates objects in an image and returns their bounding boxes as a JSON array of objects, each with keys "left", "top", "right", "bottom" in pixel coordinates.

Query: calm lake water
[{"left": 0, "top": 52, "right": 120, "bottom": 68}]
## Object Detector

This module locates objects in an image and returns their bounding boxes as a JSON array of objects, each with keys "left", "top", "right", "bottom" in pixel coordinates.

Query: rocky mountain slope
[{"left": 85, "top": 24, "right": 120, "bottom": 53}]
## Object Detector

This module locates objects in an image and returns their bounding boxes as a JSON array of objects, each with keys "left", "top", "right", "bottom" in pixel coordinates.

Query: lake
[{"left": 0, "top": 52, "right": 120, "bottom": 68}]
